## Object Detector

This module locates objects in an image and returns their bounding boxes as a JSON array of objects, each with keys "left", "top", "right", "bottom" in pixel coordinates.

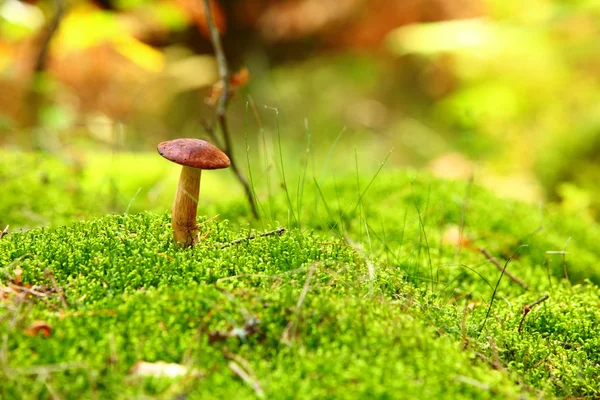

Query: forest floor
[{"left": 1, "top": 152, "right": 599, "bottom": 398}]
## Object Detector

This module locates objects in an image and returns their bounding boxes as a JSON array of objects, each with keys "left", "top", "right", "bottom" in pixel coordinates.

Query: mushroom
[{"left": 158, "top": 138, "right": 230, "bottom": 247}]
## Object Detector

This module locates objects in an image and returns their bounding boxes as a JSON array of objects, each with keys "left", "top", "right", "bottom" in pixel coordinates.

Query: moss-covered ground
[{"left": 1, "top": 152, "right": 600, "bottom": 398}]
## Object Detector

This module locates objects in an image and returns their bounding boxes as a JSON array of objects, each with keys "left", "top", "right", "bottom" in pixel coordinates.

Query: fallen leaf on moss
[
  {"left": 24, "top": 321, "right": 52, "bottom": 337},
  {"left": 130, "top": 361, "right": 191, "bottom": 378}
]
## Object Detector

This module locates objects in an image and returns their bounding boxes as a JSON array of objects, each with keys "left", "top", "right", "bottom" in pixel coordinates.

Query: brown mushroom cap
[{"left": 157, "top": 139, "right": 231, "bottom": 169}]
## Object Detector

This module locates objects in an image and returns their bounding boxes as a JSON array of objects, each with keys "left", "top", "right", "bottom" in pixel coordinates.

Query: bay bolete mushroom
[{"left": 158, "top": 138, "right": 230, "bottom": 247}]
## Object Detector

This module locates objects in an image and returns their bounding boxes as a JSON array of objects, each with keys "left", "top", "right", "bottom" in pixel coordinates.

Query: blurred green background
[{"left": 1, "top": 0, "right": 599, "bottom": 229}]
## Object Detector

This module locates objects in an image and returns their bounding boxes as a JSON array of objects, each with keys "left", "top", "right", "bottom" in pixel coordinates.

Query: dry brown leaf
[
  {"left": 24, "top": 321, "right": 52, "bottom": 338},
  {"left": 206, "top": 67, "right": 251, "bottom": 107},
  {"left": 230, "top": 67, "right": 250, "bottom": 88},
  {"left": 130, "top": 361, "right": 189, "bottom": 378}
]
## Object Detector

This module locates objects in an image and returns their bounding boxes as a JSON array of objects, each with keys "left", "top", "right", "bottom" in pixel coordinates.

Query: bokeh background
[{"left": 1, "top": 0, "right": 599, "bottom": 229}]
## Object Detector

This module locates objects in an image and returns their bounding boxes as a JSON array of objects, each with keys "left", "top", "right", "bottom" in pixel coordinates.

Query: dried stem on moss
[
  {"left": 281, "top": 263, "right": 316, "bottom": 345},
  {"left": 44, "top": 269, "right": 68, "bottom": 309},
  {"left": 228, "top": 360, "right": 265, "bottom": 398},
  {"left": 220, "top": 227, "right": 285, "bottom": 248},
  {"left": 478, "top": 245, "right": 528, "bottom": 338},
  {"left": 518, "top": 295, "right": 549, "bottom": 334},
  {"left": 201, "top": 0, "right": 259, "bottom": 219},
  {"left": 480, "top": 247, "right": 529, "bottom": 290}
]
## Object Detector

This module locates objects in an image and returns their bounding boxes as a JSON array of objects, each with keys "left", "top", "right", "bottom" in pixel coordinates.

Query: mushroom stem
[{"left": 172, "top": 166, "right": 201, "bottom": 247}]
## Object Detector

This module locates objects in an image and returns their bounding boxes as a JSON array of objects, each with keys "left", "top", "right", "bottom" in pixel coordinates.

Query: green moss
[
  {"left": 0, "top": 151, "right": 239, "bottom": 230},
  {"left": 2, "top": 153, "right": 600, "bottom": 398},
  {"left": 0, "top": 214, "right": 521, "bottom": 399}
]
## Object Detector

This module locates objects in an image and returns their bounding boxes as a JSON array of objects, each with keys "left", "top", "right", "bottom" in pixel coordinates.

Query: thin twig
[
  {"left": 518, "top": 295, "right": 549, "bottom": 334},
  {"left": 2, "top": 285, "right": 49, "bottom": 298},
  {"left": 455, "top": 175, "right": 473, "bottom": 259},
  {"left": 478, "top": 245, "right": 528, "bottom": 338},
  {"left": 58, "top": 309, "right": 117, "bottom": 319},
  {"left": 489, "top": 336, "right": 503, "bottom": 370},
  {"left": 4, "top": 361, "right": 87, "bottom": 378},
  {"left": 480, "top": 248, "right": 529, "bottom": 290},
  {"left": 3, "top": 286, "right": 60, "bottom": 311},
  {"left": 410, "top": 181, "right": 435, "bottom": 292},
  {"left": 562, "top": 238, "right": 571, "bottom": 282},
  {"left": 44, "top": 269, "right": 68, "bottom": 309},
  {"left": 224, "top": 349, "right": 261, "bottom": 381},
  {"left": 199, "top": 119, "right": 224, "bottom": 150},
  {"left": 202, "top": 0, "right": 229, "bottom": 119},
  {"left": 344, "top": 234, "right": 376, "bottom": 297},
  {"left": 220, "top": 227, "right": 285, "bottom": 248},
  {"left": 1, "top": 291, "right": 29, "bottom": 364},
  {"left": 201, "top": 0, "right": 259, "bottom": 219},
  {"left": 474, "top": 352, "right": 496, "bottom": 368},
  {"left": 454, "top": 375, "right": 490, "bottom": 391},
  {"left": 228, "top": 361, "right": 265, "bottom": 398},
  {"left": 216, "top": 265, "right": 308, "bottom": 284},
  {"left": 474, "top": 338, "right": 504, "bottom": 372},
  {"left": 43, "top": 379, "right": 62, "bottom": 400},
  {"left": 1, "top": 267, "right": 60, "bottom": 310},
  {"left": 0, "top": 225, "right": 8, "bottom": 240},
  {"left": 281, "top": 263, "right": 316, "bottom": 344},
  {"left": 295, "top": 266, "right": 315, "bottom": 311}
]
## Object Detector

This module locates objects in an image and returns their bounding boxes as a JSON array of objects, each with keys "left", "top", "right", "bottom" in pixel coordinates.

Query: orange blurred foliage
[
  {"left": 236, "top": 0, "right": 484, "bottom": 48},
  {"left": 174, "top": 0, "right": 226, "bottom": 37},
  {"left": 206, "top": 66, "right": 250, "bottom": 106}
]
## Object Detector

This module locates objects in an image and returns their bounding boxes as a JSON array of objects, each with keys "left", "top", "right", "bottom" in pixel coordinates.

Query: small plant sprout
[{"left": 158, "top": 138, "right": 230, "bottom": 247}]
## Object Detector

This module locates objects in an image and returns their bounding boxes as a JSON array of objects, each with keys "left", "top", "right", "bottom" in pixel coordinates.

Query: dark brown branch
[
  {"left": 201, "top": 0, "right": 259, "bottom": 219},
  {"left": 22, "top": 0, "right": 65, "bottom": 150},
  {"left": 202, "top": 0, "right": 229, "bottom": 121},
  {"left": 480, "top": 248, "right": 529, "bottom": 290},
  {"left": 518, "top": 295, "right": 549, "bottom": 334},
  {"left": 33, "top": 0, "right": 65, "bottom": 73}
]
